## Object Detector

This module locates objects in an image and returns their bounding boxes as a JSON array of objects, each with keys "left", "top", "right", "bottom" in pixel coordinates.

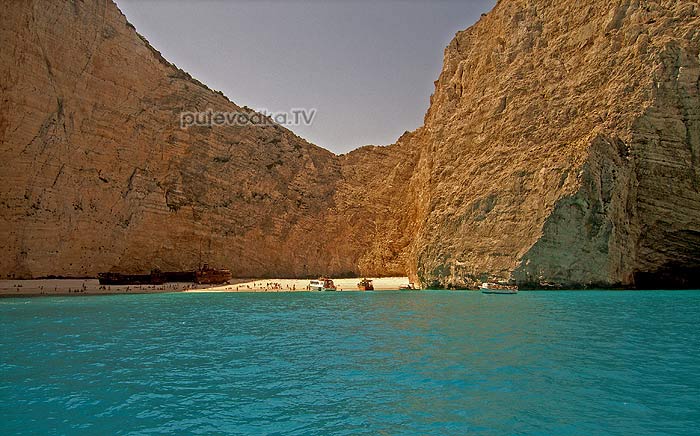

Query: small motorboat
[
  {"left": 480, "top": 282, "right": 518, "bottom": 294},
  {"left": 399, "top": 283, "right": 417, "bottom": 290},
  {"left": 357, "top": 278, "right": 374, "bottom": 291},
  {"left": 309, "top": 277, "right": 337, "bottom": 291}
]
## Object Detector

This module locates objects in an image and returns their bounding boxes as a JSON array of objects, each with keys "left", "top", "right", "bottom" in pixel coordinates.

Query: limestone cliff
[
  {"left": 405, "top": 0, "right": 700, "bottom": 288},
  {"left": 0, "top": 0, "right": 349, "bottom": 278},
  {"left": 1, "top": 0, "right": 699, "bottom": 289}
]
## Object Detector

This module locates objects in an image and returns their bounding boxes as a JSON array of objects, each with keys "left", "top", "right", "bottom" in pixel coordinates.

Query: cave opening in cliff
[{"left": 633, "top": 263, "right": 700, "bottom": 290}]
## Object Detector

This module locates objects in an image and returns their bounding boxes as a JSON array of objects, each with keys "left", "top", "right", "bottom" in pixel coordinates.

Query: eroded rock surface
[
  {"left": 404, "top": 0, "right": 700, "bottom": 288},
  {"left": 1, "top": 0, "right": 699, "bottom": 288},
  {"left": 1, "top": 0, "right": 348, "bottom": 278}
]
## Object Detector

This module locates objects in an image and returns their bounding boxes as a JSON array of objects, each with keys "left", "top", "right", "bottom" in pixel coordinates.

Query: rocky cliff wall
[
  {"left": 0, "top": 0, "right": 356, "bottom": 278},
  {"left": 405, "top": 0, "right": 700, "bottom": 288},
  {"left": 1, "top": 0, "right": 698, "bottom": 288}
]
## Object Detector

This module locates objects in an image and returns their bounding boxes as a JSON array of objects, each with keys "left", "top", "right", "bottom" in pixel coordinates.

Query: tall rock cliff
[
  {"left": 0, "top": 0, "right": 352, "bottom": 278},
  {"left": 405, "top": 0, "right": 700, "bottom": 288},
  {"left": 1, "top": 0, "right": 699, "bottom": 288}
]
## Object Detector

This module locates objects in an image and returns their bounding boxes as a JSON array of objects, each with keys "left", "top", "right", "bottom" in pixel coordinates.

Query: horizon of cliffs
[{"left": 1, "top": 0, "right": 698, "bottom": 289}]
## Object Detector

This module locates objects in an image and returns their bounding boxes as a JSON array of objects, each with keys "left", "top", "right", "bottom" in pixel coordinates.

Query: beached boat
[
  {"left": 357, "top": 278, "right": 374, "bottom": 291},
  {"left": 98, "top": 265, "right": 231, "bottom": 286},
  {"left": 98, "top": 269, "right": 166, "bottom": 285},
  {"left": 195, "top": 264, "right": 232, "bottom": 285},
  {"left": 480, "top": 282, "right": 518, "bottom": 294},
  {"left": 309, "top": 278, "right": 337, "bottom": 291},
  {"left": 399, "top": 283, "right": 417, "bottom": 290},
  {"left": 163, "top": 270, "right": 196, "bottom": 282}
]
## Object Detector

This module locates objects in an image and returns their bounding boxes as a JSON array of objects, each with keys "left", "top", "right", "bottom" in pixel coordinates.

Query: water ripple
[{"left": 1, "top": 291, "right": 700, "bottom": 435}]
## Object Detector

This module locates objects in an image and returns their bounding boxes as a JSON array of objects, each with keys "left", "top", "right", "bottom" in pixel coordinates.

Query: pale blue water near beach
[{"left": 2, "top": 291, "right": 700, "bottom": 435}]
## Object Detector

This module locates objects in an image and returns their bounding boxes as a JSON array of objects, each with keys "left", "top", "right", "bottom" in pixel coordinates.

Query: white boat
[
  {"left": 480, "top": 282, "right": 518, "bottom": 294},
  {"left": 309, "top": 278, "right": 337, "bottom": 292}
]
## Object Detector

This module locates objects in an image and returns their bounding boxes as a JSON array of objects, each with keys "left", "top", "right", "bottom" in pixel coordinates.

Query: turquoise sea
[{"left": 1, "top": 291, "right": 699, "bottom": 435}]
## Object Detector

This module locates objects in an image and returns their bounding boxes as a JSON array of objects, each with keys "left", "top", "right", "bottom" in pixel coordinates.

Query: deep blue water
[{"left": 1, "top": 291, "right": 699, "bottom": 435}]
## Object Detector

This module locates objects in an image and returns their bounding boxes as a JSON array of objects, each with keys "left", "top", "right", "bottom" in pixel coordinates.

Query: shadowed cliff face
[{"left": 1, "top": 0, "right": 699, "bottom": 288}]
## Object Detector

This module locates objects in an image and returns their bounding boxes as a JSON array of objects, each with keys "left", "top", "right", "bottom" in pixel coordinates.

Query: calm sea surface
[{"left": 1, "top": 291, "right": 699, "bottom": 435}]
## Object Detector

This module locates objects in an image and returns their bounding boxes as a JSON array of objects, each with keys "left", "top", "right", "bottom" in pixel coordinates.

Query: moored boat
[
  {"left": 309, "top": 277, "right": 337, "bottom": 291},
  {"left": 357, "top": 278, "right": 374, "bottom": 291},
  {"left": 480, "top": 282, "right": 518, "bottom": 294},
  {"left": 399, "top": 283, "right": 417, "bottom": 290}
]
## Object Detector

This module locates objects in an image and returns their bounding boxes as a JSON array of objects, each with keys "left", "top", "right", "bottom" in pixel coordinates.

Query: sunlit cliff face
[{"left": 1, "top": 0, "right": 698, "bottom": 288}]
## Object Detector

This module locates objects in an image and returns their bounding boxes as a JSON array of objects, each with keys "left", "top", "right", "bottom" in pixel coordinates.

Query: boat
[
  {"left": 399, "top": 282, "right": 417, "bottom": 290},
  {"left": 195, "top": 264, "right": 232, "bottom": 284},
  {"left": 357, "top": 278, "right": 374, "bottom": 291},
  {"left": 163, "top": 270, "right": 197, "bottom": 282},
  {"left": 98, "top": 264, "right": 231, "bottom": 286},
  {"left": 98, "top": 269, "right": 166, "bottom": 285},
  {"left": 480, "top": 282, "right": 518, "bottom": 294},
  {"left": 309, "top": 277, "right": 337, "bottom": 291}
]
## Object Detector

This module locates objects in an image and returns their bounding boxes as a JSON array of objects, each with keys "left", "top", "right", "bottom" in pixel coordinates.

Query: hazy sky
[{"left": 115, "top": 0, "right": 496, "bottom": 154}]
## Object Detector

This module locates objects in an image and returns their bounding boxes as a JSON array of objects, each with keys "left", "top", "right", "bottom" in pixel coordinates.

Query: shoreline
[
  {"left": 0, "top": 280, "right": 218, "bottom": 298},
  {"left": 184, "top": 277, "right": 412, "bottom": 293},
  {"left": 0, "top": 277, "right": 412, "bottom": 298}
]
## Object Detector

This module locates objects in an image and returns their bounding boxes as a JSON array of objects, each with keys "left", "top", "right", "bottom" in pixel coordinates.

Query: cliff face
[
  {"left": 0, "top": 0, "right": 349, "bottom": 278},
  {"left": 406, "top": 0, "right": 700, "bottom": 288},
  {"left": 1, "top": 0, "right": 699, "bottom": 288}
]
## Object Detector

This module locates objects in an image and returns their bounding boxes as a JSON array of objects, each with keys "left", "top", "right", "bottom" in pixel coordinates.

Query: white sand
[
  {"left": 0, "top": 277, "right": 413, "bottom": 297},
  {"left": 185, "top": 277, "right": 412, "bottom": 293},
  {"left": 0, "top": 279, "right": 224, "bottom": 297}
]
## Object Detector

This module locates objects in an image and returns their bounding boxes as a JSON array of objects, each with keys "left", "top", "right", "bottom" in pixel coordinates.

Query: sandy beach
[
  {"left": 0, "top": 277, "right": 413, "bottom": 297},
  {"left": 185, "top": 277, "right": 412, "bottom": 293},
  {"left": 0, "top": 279, "right": 223, "bottom": 297}
]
